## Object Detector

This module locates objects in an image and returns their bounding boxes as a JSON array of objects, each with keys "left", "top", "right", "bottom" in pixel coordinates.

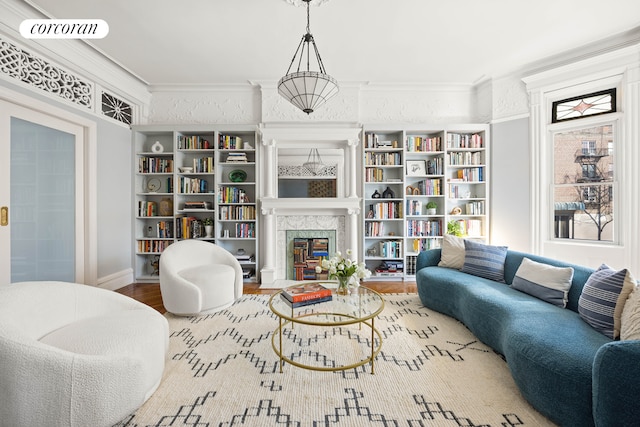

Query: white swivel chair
[{"left": 159, "top": 240, "right": 243, "bottom": 315}]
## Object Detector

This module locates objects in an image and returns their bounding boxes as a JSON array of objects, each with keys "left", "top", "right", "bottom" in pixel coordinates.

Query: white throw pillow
[
  {"left": 621, "top": 286, "right": 640, "bottom": 341},
  {"left": 438, "top": 234, "right": 465, "bottom": 270},
  {"left": 511, "top": 257, "right": 574, "bottom": 307}
]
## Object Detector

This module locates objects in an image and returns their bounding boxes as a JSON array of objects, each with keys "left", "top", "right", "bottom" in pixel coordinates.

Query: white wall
[
  {"left": 490, "top": 117, "right": 531, "bottom": 251},
  {"left": 0, "top": 78, "right": 133, "bottom": 288}
]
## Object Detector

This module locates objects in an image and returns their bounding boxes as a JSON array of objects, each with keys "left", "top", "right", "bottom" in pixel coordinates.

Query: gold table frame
[{"left": 268, "top": 284, "right": 385, "bottom": 374}]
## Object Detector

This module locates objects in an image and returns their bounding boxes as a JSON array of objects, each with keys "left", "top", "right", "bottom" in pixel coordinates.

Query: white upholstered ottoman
[{"left": 0, "top": 281, "right": 169, "bottom": 427}]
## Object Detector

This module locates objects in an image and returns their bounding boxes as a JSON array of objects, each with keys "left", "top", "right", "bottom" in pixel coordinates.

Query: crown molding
[{"left": 1, "top": 0, "right": 151, "bottom": 106}]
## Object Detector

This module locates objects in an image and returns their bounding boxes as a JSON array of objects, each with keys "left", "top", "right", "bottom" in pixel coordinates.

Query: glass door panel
[{"left": 10, "top": 117, "right": 76, "bottom": 281}]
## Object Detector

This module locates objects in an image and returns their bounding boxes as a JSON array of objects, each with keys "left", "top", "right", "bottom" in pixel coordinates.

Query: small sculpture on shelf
[
  {"left": 382, "top": 186, "right": 395, "bottom": 198},
  {"left": 371, "top": 189, "right": 381, "bottom": 199}
]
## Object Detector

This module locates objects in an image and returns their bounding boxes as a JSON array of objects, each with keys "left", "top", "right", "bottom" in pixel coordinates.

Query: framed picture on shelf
[{"left": 406, "top": 160, "right": 426, "bottom": 176}]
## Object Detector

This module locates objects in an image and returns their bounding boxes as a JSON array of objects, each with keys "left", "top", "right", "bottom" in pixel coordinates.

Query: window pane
[{"left": 553, "top": 125, "right": 614, "bottom": 241}]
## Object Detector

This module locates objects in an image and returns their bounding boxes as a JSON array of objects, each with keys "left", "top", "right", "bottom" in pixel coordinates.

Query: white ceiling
[{"left": 24, "top": 0, "right": 640, "bottom": 87}]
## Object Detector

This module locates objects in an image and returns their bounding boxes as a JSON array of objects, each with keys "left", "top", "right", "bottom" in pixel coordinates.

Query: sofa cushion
[
  {"left": 437, "top": 234, "right": 465, "bottom": 270},
  {"left": 579, "top": 264, "right": 636, "bottom": 339},
  {"left": 621, "top": 286, "right": 640, "bottom": 341},
  {"left": 511, "top": 257, "right": 574, "bottom": 307},
  {"left": 461, "top": 240, "right": 508, "bottom": 282}
]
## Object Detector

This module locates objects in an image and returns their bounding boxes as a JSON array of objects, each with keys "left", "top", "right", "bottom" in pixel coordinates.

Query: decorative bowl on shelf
[
  {"left": 179, "top": 167, "right": 193, "bottom": 173},
  {"left": 229, "top": 169, "right": 247, "bottom": 182}
]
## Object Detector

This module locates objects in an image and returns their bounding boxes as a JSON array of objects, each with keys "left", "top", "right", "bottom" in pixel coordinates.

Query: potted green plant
[
  {"left": 426, "top": 201, "right": 437, "bottom": 215},
  {"left": 203, "top": 217, "right": 214, "bottom": 238},
  {"left": 447, "top": 220, "right": 463, "bottom": 237}
]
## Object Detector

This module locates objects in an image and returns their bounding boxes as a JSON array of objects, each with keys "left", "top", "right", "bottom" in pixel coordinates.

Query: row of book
[
  {"left": 448, "top": 184, "right": 479, "bottom": 199},
  {"left": 175, "top": 216, "right": 206, "bottom": 239},
  {"left": 147, "top": 220, "right": 173, "bottom": 238},
  {"left": 406, "top": 200, "right": 437, "bottom": 216},
  {"left": 138, "top": 201, "right": 157, "bottom": 217},
  {"left": 369, "top": 202, "right": 403, "bottom": 219},
  {"left": 364, "top": 221, "right": 385, "bottom": 237},
  {"left": 406, "top": 136, "right": 442, "bottom": 152},
  {"left": 280, "top": 283, "right": 333, "bottom": 308},
  {"left": 177, "top": 177, "right": 209, "bottom": 194},
  {"left": 365, "top": 151, "right": 402, "bottom": 166},
  {"left": 364, "top": 134, "right": 399, "bottom": 149},
  {"left": 453, "top": 167, "right": 484, "bottom": 182},
  {"left": 139, "top": 157, "right": 173, "bottom": 174},
  {"left": 219, "top": 135, "right": 244, "bottom": 150},
  {"left": 406, "top": 219, "right": 443, "bottom": 237},
  {"left": 447, "top": 133, "right": 483, "bottom": 149},
  {"left": 229, "top": 223, "right": 255, "bottom": 238},
  {"left": 458, "top": 200, "right": 486, "bottom": 215},
  {"left": 184, "top": 157, "right": 214, "bottom": 173},
  {"left": 365, "top": 168, "right": 391, "bottom": 183},
  {"left": 218, "top": 205, "right": 256, "bottom": 220},
  {"left": 447, "top": 151, "right": 483, "bottom": 166},
  {"left": 378, "top": 240, "right": 402, "bottom": 258},
  {"left": 177, "top": 135, "right": 212, "bottom": 150},
  {"left": 218, "top": 186, "right": 251, "bottom": 203},
  {"left": 137, "top": 239, "right": 172, "bottom": 254},
  {"left": 407, "top": 178, "right": 442, "bottom": 196}
]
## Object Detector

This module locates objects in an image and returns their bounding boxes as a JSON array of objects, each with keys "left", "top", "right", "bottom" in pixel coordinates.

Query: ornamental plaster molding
[
  {"left": 492, "top": 75, "right": 529, "bottom": 121},
  {"left": 359, "top": 87, "right": 474, "bottom": 124},
  {"left": 148, "top": 88, "right": 258, "bottom": 124}
]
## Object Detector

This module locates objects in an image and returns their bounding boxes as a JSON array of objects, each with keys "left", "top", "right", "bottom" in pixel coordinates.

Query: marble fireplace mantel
[{"left": 260, "top": 197, "right": 361, "bottom": 286}]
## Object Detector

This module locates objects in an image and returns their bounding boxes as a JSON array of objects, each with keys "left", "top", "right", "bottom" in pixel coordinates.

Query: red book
[{"left": 281, "top": 283, "right": 332, "bottom": 303}]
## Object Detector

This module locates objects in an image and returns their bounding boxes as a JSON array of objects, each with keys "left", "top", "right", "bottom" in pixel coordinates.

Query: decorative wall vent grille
[
  {"left": 278, "top": 164, "right": 337, "bottom": 177},
  {"left": 101, "top": 92, "right": 132, "bottom": 125},
  {"left": 0, "top": 37, "right": 93, "bottom": 109}
]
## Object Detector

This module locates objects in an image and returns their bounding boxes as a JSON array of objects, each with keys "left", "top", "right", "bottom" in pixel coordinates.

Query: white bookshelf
[
  {"left": 362, "top": 125, "right": 490, "bottom": 280},
  {"left": 131, "top": 125, "right": 259, "bottom": 283}
]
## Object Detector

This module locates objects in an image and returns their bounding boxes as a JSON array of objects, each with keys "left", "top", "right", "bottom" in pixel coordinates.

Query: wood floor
[{"left": 116, "top": 281, "right": 417, "bottom": 315}]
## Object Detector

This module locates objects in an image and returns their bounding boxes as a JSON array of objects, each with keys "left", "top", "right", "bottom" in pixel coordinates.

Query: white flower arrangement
[{"left": 315, "top": 249, "right": 371, "bottom": 281}]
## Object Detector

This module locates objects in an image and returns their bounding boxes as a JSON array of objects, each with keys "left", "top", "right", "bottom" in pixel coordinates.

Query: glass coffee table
[{"left": 268, "top": 283, "right": 385, "bottom": 374}]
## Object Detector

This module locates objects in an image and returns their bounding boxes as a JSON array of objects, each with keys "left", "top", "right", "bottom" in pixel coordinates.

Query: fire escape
[{"left": 554, "top": 148, "right": 609, "bottom": 238}]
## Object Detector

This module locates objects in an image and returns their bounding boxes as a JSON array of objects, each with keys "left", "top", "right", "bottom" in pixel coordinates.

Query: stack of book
[
  {"left": 280, "top": 283, "right": 332, "bottom": 308},
  {"left": 183, "top": 201, "right": 212, "bottom": 210},
  {"left": 226, "top": 152, "right": 248, "bottom": 163}
]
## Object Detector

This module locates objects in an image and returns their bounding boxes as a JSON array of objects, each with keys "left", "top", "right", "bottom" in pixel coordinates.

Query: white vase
[{"left": 205, "top": 225, "right": 214, "bottom": 238}]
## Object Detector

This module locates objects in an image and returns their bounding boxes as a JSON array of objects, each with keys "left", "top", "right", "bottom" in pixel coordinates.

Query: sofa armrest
[
  {"left": 416, "top": 249, "right": 442, "bottom": 272},
  {"left": 592, "top": 340, "right": 640, "bottom": 426}
]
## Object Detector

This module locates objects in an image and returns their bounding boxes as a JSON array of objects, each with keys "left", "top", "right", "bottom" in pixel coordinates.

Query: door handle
[{"left": 1, "top": 206, "right": 7, "bottom": 226}]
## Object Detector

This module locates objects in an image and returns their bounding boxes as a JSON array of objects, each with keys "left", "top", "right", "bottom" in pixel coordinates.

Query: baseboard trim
[{"left": 98, "top": 268, "right": 134, "bottom": 291}]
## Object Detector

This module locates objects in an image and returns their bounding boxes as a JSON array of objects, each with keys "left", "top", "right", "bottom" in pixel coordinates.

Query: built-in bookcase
[
  {"left": 132, "top": 126, "right": 259, "bottom": 283},
  {"left": 362, "top": 125, "right": 490, "bottom": 280}
]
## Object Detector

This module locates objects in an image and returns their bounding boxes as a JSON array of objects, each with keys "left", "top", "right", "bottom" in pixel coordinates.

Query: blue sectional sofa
[{"left": 416, "top": 248, "right": 640, "bottom": 427}]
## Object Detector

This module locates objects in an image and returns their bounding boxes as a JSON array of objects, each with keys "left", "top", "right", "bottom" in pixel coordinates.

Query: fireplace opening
[{"left": 286, "top": 230, "right": 336, "bottom": 280}]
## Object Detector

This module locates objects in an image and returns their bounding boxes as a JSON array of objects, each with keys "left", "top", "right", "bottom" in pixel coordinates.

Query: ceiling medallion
[{"left": 278, "top": 0, "right": 339, "bottom": 114}]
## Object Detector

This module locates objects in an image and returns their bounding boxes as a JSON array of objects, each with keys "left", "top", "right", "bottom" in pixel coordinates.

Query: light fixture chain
[{"left": 306, "top": 0, "right": 311, "bottom": 34}]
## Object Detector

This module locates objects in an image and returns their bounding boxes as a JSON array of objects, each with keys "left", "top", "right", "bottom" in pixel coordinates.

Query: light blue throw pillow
[
  {"left": 461, "top": 240, "right": 508, "bottom": 283},
  {"left": 511, "top": 257, "right": 574, "bottom": 307}
]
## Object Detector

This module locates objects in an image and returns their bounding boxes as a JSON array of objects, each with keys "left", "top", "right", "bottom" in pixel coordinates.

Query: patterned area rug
[{"left": 114, "top": 294, "right": 555, "bottom": 426}]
